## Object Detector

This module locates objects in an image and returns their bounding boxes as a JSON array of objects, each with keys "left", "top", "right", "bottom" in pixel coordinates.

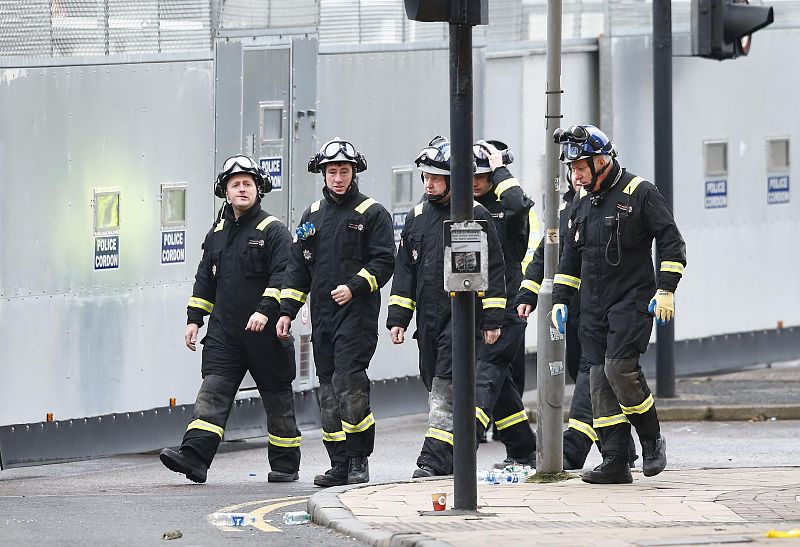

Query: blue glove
[
  {"left": 295, "top": 222, "right": 316, "bottom": 241},
  {"left": 648, "top": 289, "right": 675, "bottom": 326},
  {"left": 551, "top": 303, "right": 568, "bottom": 334}
]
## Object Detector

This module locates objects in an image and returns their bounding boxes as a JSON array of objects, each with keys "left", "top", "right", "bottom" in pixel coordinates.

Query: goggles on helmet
[
  {"left": 554, "top": 125, "right": 615, "bottom": 163},
  {"left": 309, "top": 138, "right": 367, "bottom": 173},
  {"left": 215, "top": 154, "right": 270, "bottom": 198},
  {"left": 415, "top": 139, "right": 451, "bottom": 174},
  {"left": 320, "top": 139, "right": 359, "bottom": 162},
  {"left": 473, "top": 139, "right": 514, "bottom": 174},
  {"left": 221, "top": 154, "right": 259, "bottom": 175}
]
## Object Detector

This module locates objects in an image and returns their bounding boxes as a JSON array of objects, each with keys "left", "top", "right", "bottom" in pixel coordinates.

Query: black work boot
[
  {"left": 412, "top": 465, "right": 439, "bottom": 478},
  {"left": 492, "top": 453, "right": 535, "bottom": 470},
  {"left": 160, "top": 448, "right": 208, "bottom": 484},
  {"left": 581, "top": 454, "right": 633, "bottom": 484},
  {"left": 313, "top": 463, "right": 348, "bottom": 487},
  {"left": 347, "top": 456, "right": 370, "bottom": 484},
  {"left": 267, "top": 470, "right": 299, "bottom": 483},
  {"left": 641, "top": 434, "right": 667, "bottom": 477}
]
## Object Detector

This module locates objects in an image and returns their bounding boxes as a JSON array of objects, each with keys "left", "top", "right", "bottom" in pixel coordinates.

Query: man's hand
[
  {"left": 517, "top": 303, "right": 533, "bottom": 319},
  {"left": 648, "top": 289, "right": 675, "bottom": 326},
  {"left": 482, "top": 141, "right": 504, "bottom": 171},
  {"left": 390, "top": 326, "right": 406, "bottom": 345},
  {"left": 245, "top": 311, "right": 268, "bottom": 332},
  {"left": 483, "top": 328, "right": 501, "bottom": 345},
  {"left": 185, "top": 323, "right": 199, "bottom": 352},
  {"left": 331, "top": 284, "right": 353, "bottom": 306},
  {"left": 276, "top": 316, "right": 292, "bottom": 340}
]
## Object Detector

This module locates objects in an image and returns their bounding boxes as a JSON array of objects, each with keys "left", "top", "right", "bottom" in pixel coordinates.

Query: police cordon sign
[
  {"left": 704, "top": 180, "right": 727, "bottom": 209},
  {"left": 767, "top": 175, "right": 789, "bottom": 204},
  {"left": 260, "top": 156, "right": 283, "bottom": 191},
  {"left": 161, "top": 230, "right": 186, "bottom": 264},
  {"left": 95, "top": 235, "right": 119, "bottom": 270},
  {"left": 392, "top": 211, "right": 407, "bottom": 244}
]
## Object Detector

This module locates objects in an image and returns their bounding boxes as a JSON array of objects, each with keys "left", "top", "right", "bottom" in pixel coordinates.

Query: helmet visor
[{"left": 321, "top": 140, "right": 358, "bottom": 161}]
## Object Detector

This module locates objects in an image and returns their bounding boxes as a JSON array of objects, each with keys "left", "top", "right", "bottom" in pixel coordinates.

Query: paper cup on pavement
[{"left": 431, "top": 492, "right": 447, "bottom": 511}]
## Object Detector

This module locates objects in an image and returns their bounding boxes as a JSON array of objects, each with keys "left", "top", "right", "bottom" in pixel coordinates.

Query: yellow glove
[
  {"left": 648, "top": 290, "right": 675, "bottom": 326},
  {"left": 551, "top": 303, "right": 568, "bottom": 334}
]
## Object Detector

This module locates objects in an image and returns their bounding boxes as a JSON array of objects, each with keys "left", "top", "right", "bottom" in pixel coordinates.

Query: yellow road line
[{"left": 210, "top": 496, "right": 308, "bottom": 533}]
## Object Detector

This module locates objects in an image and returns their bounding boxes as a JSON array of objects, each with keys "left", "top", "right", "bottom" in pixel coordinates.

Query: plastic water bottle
[
  {"left": 209, "top": 512, "right": 257, "bottom": 527},
  {"left": 283, "top": 511, "right": 311, "bottom": 525},
  {"left": 477, "top": 470, "right": 501, "bottom": 484}
]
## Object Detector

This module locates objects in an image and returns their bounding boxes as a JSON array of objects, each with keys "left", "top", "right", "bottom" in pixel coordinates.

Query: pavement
[{"left": 308, "top": 362, "right": 800, "bottom": 547}]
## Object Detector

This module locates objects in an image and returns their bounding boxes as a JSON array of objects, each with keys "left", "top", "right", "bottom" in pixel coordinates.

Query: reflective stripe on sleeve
[
  {"left": 213, "top": 219, "right": 225, "bottom": 232},
  {"left": 660, "top": 261, "right": 685, "bottom": 275},
  {"left": 521, "top": 279, "right": 541, "bottom": 294},
  {"left": 262, "top": 287, "right": 281, "bottom": 302},
  {"left": 357, "top": 268, "right": 379, "bottom": 292},
  {"left": 388, "top": 294, "right": 416, "bottom": 310},
  {"left": 280, "top": 288, "right": 308, "bottom": 303},
  {"left": 554, "top": 274, "right": 581, "bottom": 290},
  {"left": 188, "top": 296, "right": 214, "bottom": 313},
  {"left": 494, "top": 178, "right": 520, "bottom": 198},
  {"left": 413, "top": 203, "right": 425, "bottom": 216},
  {"left": 310, "top": 199, "right": 322, "bottom": 213},
  {"left": 482, "top": 297, "right": 507, "bottom": 309}
]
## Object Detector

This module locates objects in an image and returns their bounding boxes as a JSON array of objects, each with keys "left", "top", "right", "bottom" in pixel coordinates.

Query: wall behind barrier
[
  {"left": 602, "top": 28, "right": 800, "bottom": 342},
  {"left": 0, "top": 61, "right": 215, "bottom": 425}
]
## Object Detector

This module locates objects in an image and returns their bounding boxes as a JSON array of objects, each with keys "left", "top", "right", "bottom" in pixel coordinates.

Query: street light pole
[
  {"left": 536, "top": 0, "right": 566, "bottom": 474},
  {"left": 449, "top": 7, "right": 477, "bottom": 511},
  {"left": 653, "top": 0, "right": 676, "bottom": 398}
]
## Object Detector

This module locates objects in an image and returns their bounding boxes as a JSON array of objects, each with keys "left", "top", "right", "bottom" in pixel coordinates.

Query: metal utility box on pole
[
  {"left": 404, "top": 0, "right": 487, "bottom": 512},
  {"left": 536, "top": 0, "right": 566, "bottom": 474}
]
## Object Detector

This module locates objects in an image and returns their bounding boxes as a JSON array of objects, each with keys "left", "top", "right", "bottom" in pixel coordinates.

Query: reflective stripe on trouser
[
  {"left": 563, "top": 365, "right": 596, "bottom": 467},
  {"left": 181, "top": 330, "right": 301, "bottom": 472},
  {"left": 475, "top": 321, "right": 535, "bottom": 460},
  {"left": 417, "top": 376, "right": 454, "bottom": 474},
  {"left": 260, "top": 388, "right": 302, "bottom": 474},
  {"left": 317, "top": 381, "right": 348, "bottom": 465},
  {"left": 312, "top": 313, "right": 378, "bottom": 462},
  {"left": 604, "top": 357, "right": 661, "bottom": 444}
]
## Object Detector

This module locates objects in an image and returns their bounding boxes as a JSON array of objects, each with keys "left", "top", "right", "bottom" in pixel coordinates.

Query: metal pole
[
  {"left": 449, "top": 18, "right": 477, "bottom": 510},
  {"left": 653, "top": 0, "right": 676, "bottom": 398},
  {"left": 536, "top": 0, "right": 565, "bottom": 474}
]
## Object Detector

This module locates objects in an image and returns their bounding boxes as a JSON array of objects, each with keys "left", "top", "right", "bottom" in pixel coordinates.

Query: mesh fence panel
[
  {"left": 1, "top": 0, "right": 796, "bottom": 58},
  {"left": 0, "top": 0, "right": 210, "bottom": 58}
]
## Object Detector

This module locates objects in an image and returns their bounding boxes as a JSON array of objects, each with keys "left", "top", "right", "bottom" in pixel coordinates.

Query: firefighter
[
  {"left": 550, "top": 125, "right": 686, "bottom": 484},
  {"left": 387, "top": 136, "right": 507, "bottom": 478},
  {"left": 275, "top": 139, "right": 395, "bottom": 487},
  {"left": 471, "top": 140, "right": 538, "bottom": 468},
  {"left": 517, "top": 171, "right": 638, "bottom": 470},
  {"left": 160, "top": 155, "right": 301, "bottom": 484}
]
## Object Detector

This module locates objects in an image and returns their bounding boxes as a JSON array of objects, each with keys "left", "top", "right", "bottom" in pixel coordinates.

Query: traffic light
[
  {"left": 693, "top": 0, "right": 774, "bottom": 60},
  {"left": 404, "top": 0, "right": 488, "bottom": 25}
]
